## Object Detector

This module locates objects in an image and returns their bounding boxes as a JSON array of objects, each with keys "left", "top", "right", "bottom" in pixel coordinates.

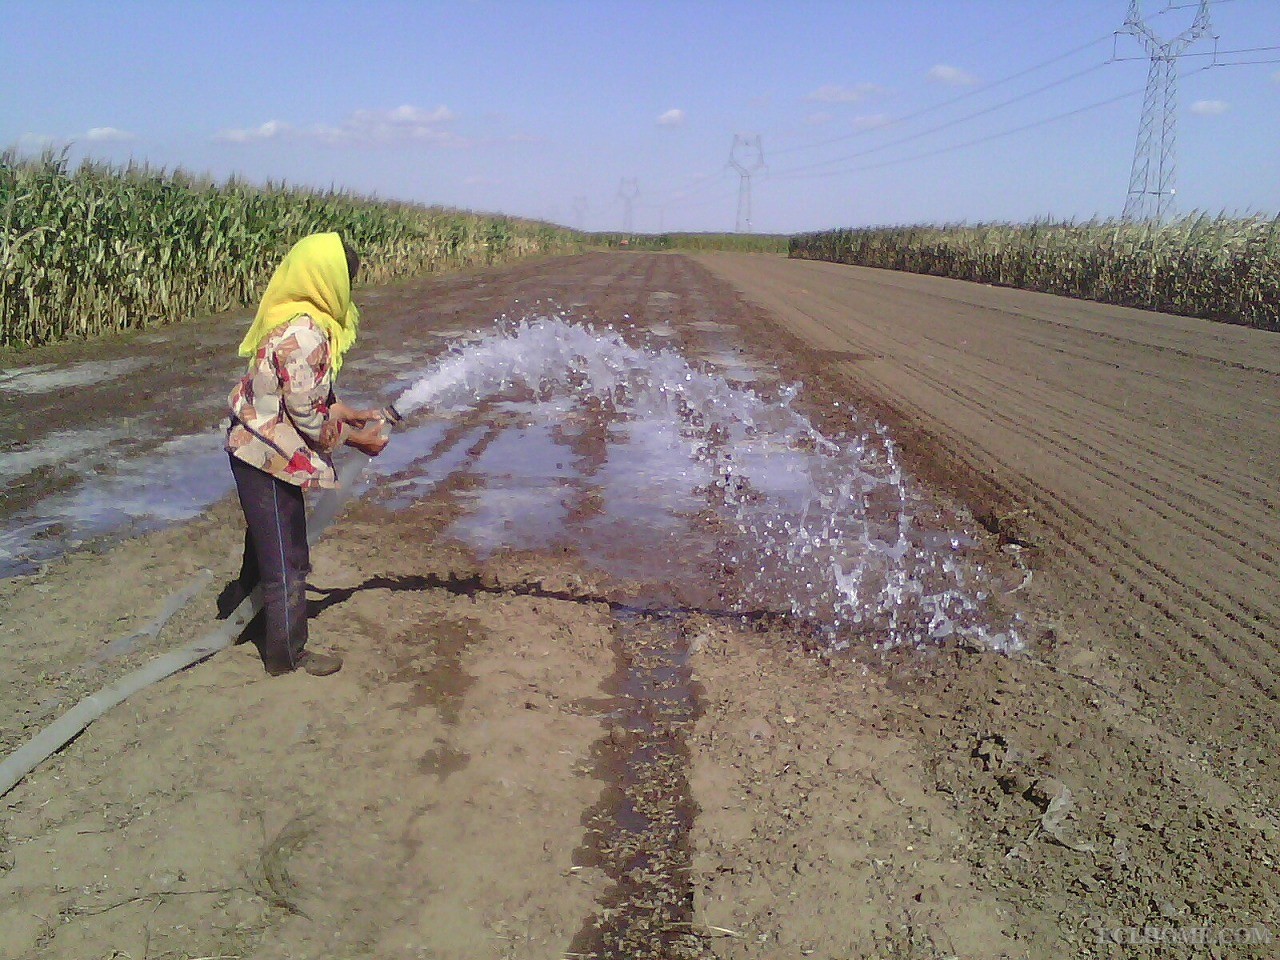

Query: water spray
[
  {"left": 381, "top": 316, "right": 1021, "bottom": 653},
  {"left": 0, "top": 314, "right": 1023, "bottom": 799}
]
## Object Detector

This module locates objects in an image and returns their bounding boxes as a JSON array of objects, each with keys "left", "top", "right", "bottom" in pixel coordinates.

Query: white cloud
[
  {"left": 807, "top": 83, "right": 883, "bottom": 104},
  {"left": 214, "top": 120, "right": 290, "bottom": 143},
  {"left": 657, "top": 108, "right": 685, "bottom": 127},
  {"left": 1189, "top": 99, "right": 1229, "bottom": 116},
  {"left": 805, "top": 111, "right": 834, "bottom": 127},
  {"left": 85, "top": 126, "right": 135, "bottom": 142},
  {"left": 927, "top": 64, "right": 978, "bottom": 86},
  {"left": 851, "top": 114, "right": 892, "bottom": 131},
  {"left": 322, "top": 104, "right": 460, "bottom": 145},
  {"left": 214, "top": 105, "right": 463, "bottom": 147}
]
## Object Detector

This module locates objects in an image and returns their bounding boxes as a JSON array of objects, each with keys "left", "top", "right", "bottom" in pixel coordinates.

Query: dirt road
[{"left": 1, "top": 253, "right": 1276, "bottom": 959}]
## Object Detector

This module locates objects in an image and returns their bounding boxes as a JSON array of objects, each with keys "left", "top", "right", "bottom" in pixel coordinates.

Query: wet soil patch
[
  {"left": 569, "top": 614, "right": 709, "bottom": 960},
  {"left": 387, "top": 616, "right": 481, "bottom": 725}
]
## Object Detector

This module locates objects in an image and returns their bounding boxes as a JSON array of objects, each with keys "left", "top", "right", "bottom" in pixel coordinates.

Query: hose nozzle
[{"left": 381, "top": 403, "right": 404, "bottom": 426}]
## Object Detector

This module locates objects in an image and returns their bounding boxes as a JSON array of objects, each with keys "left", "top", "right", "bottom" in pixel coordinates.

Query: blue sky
[{"left": 4, "top": 0, "right": 1277, "bottom": 232}]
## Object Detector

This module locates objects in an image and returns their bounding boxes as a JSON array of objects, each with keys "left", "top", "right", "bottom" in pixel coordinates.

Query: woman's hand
[
  {"left": 330, "top": 399, "right": 385, "bottom": 428},
  {"left": 345, "top": 422, "right": 389, "bottom": 457}
]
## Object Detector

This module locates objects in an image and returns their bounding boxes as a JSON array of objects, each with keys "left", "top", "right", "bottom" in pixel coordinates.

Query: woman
[{"left": 222, "top": 232, "right": 388, "bottom": 676}]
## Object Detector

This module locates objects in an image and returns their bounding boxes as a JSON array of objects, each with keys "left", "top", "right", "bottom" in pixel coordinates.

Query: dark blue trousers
[{"left": 228, "top": 454, "right": 310, "bottom": 671}]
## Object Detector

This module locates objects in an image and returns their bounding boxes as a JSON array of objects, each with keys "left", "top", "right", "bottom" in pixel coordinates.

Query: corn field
[
  {"left": 790, "top": 217, "right": 1280, "bottom": 332},
  {"left": 0, "top": 150, "right": 581, "bottom": 349},
  {"left": 596, "top": 232, "right": 789, "bottom": 254}
]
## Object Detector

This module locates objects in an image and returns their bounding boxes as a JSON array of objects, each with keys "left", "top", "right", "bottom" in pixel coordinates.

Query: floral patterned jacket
[{"left": 226, "top": 315, "right": 345, "bottom": 489}]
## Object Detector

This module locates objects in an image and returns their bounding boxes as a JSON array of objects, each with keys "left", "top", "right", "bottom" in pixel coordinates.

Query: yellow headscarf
[{"left": 238, "top": 232, "right": 360, "bottom": 378}]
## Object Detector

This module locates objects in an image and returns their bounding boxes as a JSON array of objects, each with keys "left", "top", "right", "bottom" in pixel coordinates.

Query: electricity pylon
[
  {"left": 729, "top": 134, "right": 764, "bottom": 233},
  {"left": 571, "top": 195, "right": 588, "bottom": 230},
  {"left": 617, "top": 179, "right": 639, "bottom": 232},
  {"left": 1120, "top": 0, "right": 1213, "bottom": 222}
]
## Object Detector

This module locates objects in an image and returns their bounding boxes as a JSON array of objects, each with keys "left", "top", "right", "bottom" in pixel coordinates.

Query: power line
[
  {"left": 770, "top": 33, "right": 1116, "bottom": 160},
  {"left": 762, "top": 86, "right": 1146, "bottom": 182},
  {"left": 1156, "top": 0, "right": 1240, "bottom": 11},
  {"left": 641, "top": 0, "right": 1257, "bottom": 226},
  {"left": 767, "top": 59, "right": 1113, "bottom": 181},
  {"left": 751, "top": 28, "right": 1269, "bottom": 190},
  {"left": 1110, "top": 43, "right": 1279, "bottom": 61},
  {"left": 640, "top": 165, "right": 732, "bottom": 209},
  {"left": 758, "top": 53, "right": 1230, "bottom": 186},
  {"left": 664, "top": 168, "right": 732, "bottom": 202}
]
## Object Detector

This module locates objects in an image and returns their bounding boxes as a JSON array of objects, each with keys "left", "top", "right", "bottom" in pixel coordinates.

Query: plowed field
[{"left": 695, "top": 253, "right": 1280, "bottom": 790}]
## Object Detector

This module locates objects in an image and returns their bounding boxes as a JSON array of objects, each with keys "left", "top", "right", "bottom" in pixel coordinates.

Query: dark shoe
[{"left": 298, "top": 651, "right": 343, "bottom": 676}]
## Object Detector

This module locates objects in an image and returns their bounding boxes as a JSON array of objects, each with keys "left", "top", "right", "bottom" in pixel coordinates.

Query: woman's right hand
[{"left": 345, "top": 423, "right": 389, "bottom": 457}]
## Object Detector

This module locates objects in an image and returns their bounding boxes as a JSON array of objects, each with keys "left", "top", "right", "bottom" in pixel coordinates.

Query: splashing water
[{"left": 395, "top": 315, "right": 1021, "bottom": 653}]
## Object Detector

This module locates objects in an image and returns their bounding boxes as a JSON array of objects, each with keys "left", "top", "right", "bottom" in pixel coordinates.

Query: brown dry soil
[{"left": 1, "top": 252, "right": 1277, "bottom": 959}]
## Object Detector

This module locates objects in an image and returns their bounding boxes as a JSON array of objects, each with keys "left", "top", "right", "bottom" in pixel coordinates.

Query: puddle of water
[
  {"left": 0, "top": 430, "right": 232, "bottom": 576},
  {"left": 0, "top": 426, "right": 133, "bottom": 484},
  {"left": 0, "top": 337, "right": 444, "bottom": 576},
  {"left": 381, "top": 424, "right": 490, "bottom": 511},
  {"left": 449, "top": 418, "right": 582, "bottom": 554},
  {"left": 594, "top": 417, "right": 710, "bottom": 525},
  {"left": 390, "top": 316, "right": 1021, "bottom": 652},
  {"left": 362, "top": 350, "right": 424, "bottom": 368},
  {"left": 0, "top": 357, "right": 155, "bottom": 395}
]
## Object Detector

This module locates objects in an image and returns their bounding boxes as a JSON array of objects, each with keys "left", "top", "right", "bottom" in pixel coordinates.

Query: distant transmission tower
[
  {"left": 1119, "top": 0, "right": 1213, "bottom": 221},
  {"left": 729, "top": 134, "right": 765, "bottom": 232},
  {"left": 571, "top": 195, "right": 588, "bottom": 230},
  {"left": 617, "top": 178, "right": 639, "bottom": 232}
]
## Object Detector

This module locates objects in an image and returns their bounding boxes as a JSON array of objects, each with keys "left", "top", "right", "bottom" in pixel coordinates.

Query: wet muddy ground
[{"left": 1, "top": 252, "right": 1276, "bottom": 959}]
